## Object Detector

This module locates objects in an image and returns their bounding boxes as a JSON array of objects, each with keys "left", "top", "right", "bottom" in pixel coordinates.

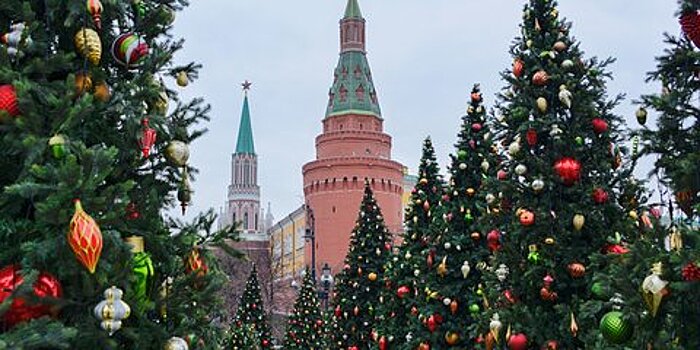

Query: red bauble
[
  {"left": 379, "top": 336, "right": 388, "bottom": 350},
  {"left": 532, "top": 70, "right": 550, "bottom": 86},
  {"left": 0, "top": 265, "right": 62, "bottom": 327},
  {"left": 682, "top": 262, "right": 700, "bottom": 281},
  {"left": 334, "top": 305, "right": 342, "bottom": 317},
  {"left": 138, "top": 118, "right": 157, "bottom": 158},
  {"left": 680, "top": 11, "right": 700, "bottom": 49},
  {"left": 0, "top": 84, "right": 20, "bottom": 117},
  {"left": 503, "top": 289, "right": 518, "bottom": 304},
  {"left": 526, "top": 128, "right": 538, "bottom": 146},
  {"left": 497, "top": 169, "right": 508, "bottom": 180},
  {"left": 592, "top": 118, "right": 608, "bottom": 134},
  {"left": 126, "top": 202, "right": 140, "bottom": 220},
  {"left": 553, "top": 157, "right": 581, "bottom": 186},
  {"left": 519, "top": 210, "right": 535, "bottom": 226},
  {"left": 567, "top": 263, "right": 586, "bottom": 278},
  {"left": 472, "top": 123, "right": 483, "bottom": 132},
  {"left": 349, "top": 346, "right": 359, "bottom": 350},
  {"left": 508, "top": 333, "right": 528, "bottom": 350},
  {"left": 426, "top": 314, "right": 438, "bottom": 333},
  {"left": 542, "top": 340, "right": 559, "bottom": 350},
  {"left": 605, "top": 244, "right": 629, "bottom": 255},
  {"left": 396, "top": 285, "right": 410, "bottom": 299},
  {"left": 513, "top": 59, "right": 524, "bottom": 78},
  {"left": 487, "top": 229, "right": 501, "bottom": 252},
  {"left": 262, "top": 339, "right": 269, "bottom": 347},
  {"left": 592, "top": 188, "right": 608, "bottom": 204}
]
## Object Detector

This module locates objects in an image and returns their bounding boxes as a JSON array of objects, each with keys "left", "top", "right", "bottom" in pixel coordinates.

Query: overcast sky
[{"left": 169, "top": 1, "right": 677, "bottom": 223}]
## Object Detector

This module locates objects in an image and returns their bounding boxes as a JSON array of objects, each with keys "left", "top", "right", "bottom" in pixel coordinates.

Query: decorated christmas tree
[
  {"left": 283, "top": 267, "right": 327, "bottom": 349},
  {"left": 0, "top": 0, "right": 235, "bottom": 348},
  {"left": 409, "top": 84, "right": 498, "bottom": 349},
  {"left": 373, "top": 137, "right": 445, "bottom": 349},
  {"left": 329, "top": 182, "right": 393, "bottom": 349},
  {"left": 478, "top": 0, "right": 638, "bottom": 348},
  {"left": 230, "top": 264, "right": 272, "bottom": 348},
  {"left": 583, "top": 2, "right": 700, "bottom": 348}
]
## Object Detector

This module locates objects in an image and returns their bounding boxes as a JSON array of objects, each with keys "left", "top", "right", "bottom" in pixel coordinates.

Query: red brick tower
[{"left": 302, "top": 0, "right": 404, "bottom": 275}]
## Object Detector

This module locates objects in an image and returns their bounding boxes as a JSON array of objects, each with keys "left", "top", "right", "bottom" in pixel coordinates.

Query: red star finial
[{"left": 242, "top": 80, "right": 252, "bottom": 92}]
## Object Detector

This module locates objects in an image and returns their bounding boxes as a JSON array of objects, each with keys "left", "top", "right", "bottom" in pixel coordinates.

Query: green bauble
[
  {"left": 599, "top": 311, "right": 632, "bottom": 344},
  {"left": 457, "top": 150, "right": 468, "bottom": 160},
  {"left": 591, "top": 282, "right": 607, "bottom": 300}
]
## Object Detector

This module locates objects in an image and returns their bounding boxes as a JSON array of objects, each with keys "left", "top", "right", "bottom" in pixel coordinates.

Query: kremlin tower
[{"left": 302, "top": 0, "right": 404, "bottom": 274}]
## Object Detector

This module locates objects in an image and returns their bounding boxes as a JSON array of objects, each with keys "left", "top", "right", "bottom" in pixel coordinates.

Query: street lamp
[
  {"left": 304, "top": 203, "right": 316, "bottom": 281},
  {"left": 319, "top": 263, "right": 334, "bottom": 310}
]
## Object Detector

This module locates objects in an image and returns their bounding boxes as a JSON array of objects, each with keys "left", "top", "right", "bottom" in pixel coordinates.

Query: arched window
[
  {"left": 244, "top": 160, "right": 250, "bottom": 184},
  {"left": 255, "top": 213, "right": 259, "bottom": 231},
  {"left": 244, "top": 212, "right": 249, "bottom": 231}
]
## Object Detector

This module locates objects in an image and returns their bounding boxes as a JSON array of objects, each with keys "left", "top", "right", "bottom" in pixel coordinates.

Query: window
[
  {"left": 243, "top": 212, "right": 249, "bottom": 231},
  {"left": 243, "top": 160, "right": 250, "bottom": 184},
  {"left": 255, "top": 213, "right": 259, "bottom": 231},
  {"left": 332, "top": 206, "right": 336, "bottom": 213},
  {"left": 232, "top": 212, "right": 237, "bottom": 225}
]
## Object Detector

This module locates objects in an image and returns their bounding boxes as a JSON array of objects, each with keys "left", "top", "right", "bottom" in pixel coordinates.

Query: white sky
[{"left": 169, "top": 1, "right": 677, "bottom": 222}]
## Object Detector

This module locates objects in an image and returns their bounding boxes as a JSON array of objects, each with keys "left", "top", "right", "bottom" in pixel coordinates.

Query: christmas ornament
[
  {"left": 558, "top": 85, "right": 572, "bottom": 109},
  {"left": 495, "top": 264, "right": 509, "bottom": 282},
  {"left": 368, "top": 272, "right": 377, "bottom": 281},
  {"left": 680, "top": 11, "right": 700, "bottom": 48},
  {"left": 1, "top": 23, "right": 32, "bottom": 58},
  {"left": 418, "top": 343, "right": 430, "bottom": 350},
  {"left": 675, "top": 190, "right": 696, "bottom": 217},
  {"left": 450, "top": 300, "right": 458, "bottom": 314},
  {"left": 185, "top": 248, "right": 208, "bottom": 277},
  {"left": 508, "top": 140, "right": 521, "bottom": 156},
  {"left": 599, "top": 311, "right": 632, "bottom": 344},
  {"left": 592, "top": 188, "right": 608, "bottom": 204},
  {"left": 532, "top": 70, "right": 549, "bottom": 86},
  {"left": 513, "top": 59, "right": 524, "bottom": 78},
  {"left": 573, "top": 214, "right": 585, "bottom": 231},
  {"left": 682, "top": 262, "right": 700, "bottom": 281},
  {"left": 519, "top": 209, "right": 535, "bottom": 226},
  {"left": 93, "top": 81, "right": 110, "bottom": 102},
  {"left": 489, "top": 313, "right": 502, "bottom": 342},
  {"left": 445, "top": 331, "right": 459, "bottom": 345},
  {"left": 635, "top": 107, "right": 647, "bottom": 125},
  {"left": 567, "top": 263, "right": 586, "bottom": 278},
  {"left": 536, "top": 97, "right": 548, "bottom": 113},
  {"left": 532, "top": 179, "right": 545, "bottom": 192},
  {"left": 487, "top": 229, "right": 501, "bottom": 252},
  {"left": 540, "top": 275, "right": 557, "bottom": 301},
  {"left": 553, "top": 41, "right": 567, "bottom": 52},
  {"left": 437, "top": 257, "right": 448, "bottom": 277},
  {"left": 515, "top": 164, "right": 527, "bottom": 175},
  {"left": 48, "top": 135, "right": 67, "bottom": 159},
  {"left": 111, "top": 33, "right": 149, "bottom": 68},
  {"left": 527, "top": 244, "right": 540, "bottom": 263},
  {"left": 0, "top": 265, "right": 62, "bottom": 327},
  {"left": 469, "top": 303, "right": 480, "bottom": 314},
  {"left": 526, "top": 128, "right": 537, "bottom": 146},
  {"left": 472, "top": 123, "right": 483, "bottom": 132},
  {"left": 570, "top": 312, "right": 579, "bottom": 337},
  {"left": 553, "top": 157, "right": 581, "bottom": 186},
  {"left": 178, "top": 170, "right": 192, "bottom": 215},
  {"left": 94, "top": 286, "right": 131, "bottom": 335},
  {"left": 508, "top": 333, "right": 528, "bottom": 350},
  {"left": 461, "top": 261, "right": 471, "bottom": 278},
  {"left": 176, "top": 71, "right": 189, "bottom": 87},
  {"left": 138, "top": 118, "right": 157, "bottom": 158},
  {"left": 74, "top": 28, "right": 101, "bottom": 65},
  {"left": 426, "top": 314, "right": 438, "bottom": 333},
  {"left": 68, "top": 199, "right": 103, "bottom": 273},
  {"left": 562, "top": 59, "right": 574, "bottom": 70},
  {"left": 125, "top": 236, "right": 154, "bottom": 309},
  {"left": 592, "top": 118, "right": 608, "bottom": 134},
  {"left": 379, "top": 336, "right": 388, "bottom": 350},
  {"left": 74, "top": 72, "right": 92, "bottom": 96},
  {"left": 164, "top": 337, "right": 189, "bottom": 350},
  {"left": 0, "top": 84, "right": 20, "bottom": 117},
  {"left": 641, "top": 262, "right": 668, "bottom": 317},
  {"left": 86, "top": 0, "right": 104, "bottom": 30},
  {"left": 606, "top": 244, "right": 629, "bottom": 255}
]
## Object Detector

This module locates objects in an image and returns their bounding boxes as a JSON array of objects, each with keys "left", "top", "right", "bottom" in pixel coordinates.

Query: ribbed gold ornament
[{"left": 74, "top": 28, "right": 102, "bottom": 65}]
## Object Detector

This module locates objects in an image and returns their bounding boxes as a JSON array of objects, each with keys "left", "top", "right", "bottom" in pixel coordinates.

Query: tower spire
[
  {"left": 235, "top": 81, "right": 255, "bottom": 154},
  {"left": 344, "top": 0, "right": 362, "bottom": 19}
]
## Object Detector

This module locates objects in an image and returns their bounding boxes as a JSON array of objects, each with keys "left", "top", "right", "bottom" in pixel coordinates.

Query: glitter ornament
[{"left": 68, "top": 199, "right": 103, "bottom": 273}]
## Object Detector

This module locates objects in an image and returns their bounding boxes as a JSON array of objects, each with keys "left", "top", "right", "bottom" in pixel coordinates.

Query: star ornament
[{"left": 242, "top": 80, "right": 252, "bottom": 91}]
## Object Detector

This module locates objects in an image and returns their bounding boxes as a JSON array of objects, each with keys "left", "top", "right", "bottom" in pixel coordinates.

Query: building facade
[{"left": 301, "top": 0, "right": 405, "bottom": 276}]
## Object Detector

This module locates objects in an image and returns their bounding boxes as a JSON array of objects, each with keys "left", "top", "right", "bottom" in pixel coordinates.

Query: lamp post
[
  {"left": 319, "top": 263, "right": 334, "bottom": 310},
  {"left": 304, "top": 203, "right": 316, "bottom": 281}
]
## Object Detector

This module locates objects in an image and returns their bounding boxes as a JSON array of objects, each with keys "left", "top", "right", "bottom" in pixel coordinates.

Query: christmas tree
[
  {"left": 0, "top": 1, "right": 235, "bottom": 348},
  {"left": 409, "top": 84, "right": 498, "bottom": 349},
  {"left": 283, "top": 267, "right": 327, "bottom": 349},
  {"left": 478, "top": 0, "right": 638, "bottom": 348},
  {"left": 373, "top": 137, "right": 445, "bottom": 349},
  {"left": 231, "top": 264, "right": 273, "bottom": 348},
  {"left": 329, "top": 182, "right": 393, "bottom": 349},
  {"left": 583, "top": 2, "right": 700, "bottom": 348}
]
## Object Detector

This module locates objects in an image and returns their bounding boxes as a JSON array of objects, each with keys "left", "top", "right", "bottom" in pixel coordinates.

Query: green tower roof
[
  {"left": 235, "top": 94, "right": 255, "bottom": 154},
  {"left": 344, "top": 0, "right": 363, "bottom": 19},
  {"left": 325, "top": 52, "right": 381, "bottom": 118}
]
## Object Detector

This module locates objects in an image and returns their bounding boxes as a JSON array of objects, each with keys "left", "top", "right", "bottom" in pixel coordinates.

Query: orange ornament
[
  {"left": 419, "top": 342, "right": 431, "bottom": 350},
  {"left": 513, "top": 59, "right": 524, "bottom": 78},
  {"left": 532, "top": 70, "right": 550, "bottom": 86},
  {"left": 445, "top": 331, "right": 459, "bottom": 345},
  {"left": 567, "top": 263, "right": 586, "bottom": 278},
  {"left": 185, "top": 248, "right": 208, "bottom": 277},
  {"left": 67, "top": 199, "right": 103, "bottom": 273},
  {"left": 519, "top": 210, "right": 535, "bottom": 226},
  {"left": 450, "top": 300, "right": 458, "bottom": 314},
  {"left": 368, "top": 272, "right": 378, "bottom": 281}
]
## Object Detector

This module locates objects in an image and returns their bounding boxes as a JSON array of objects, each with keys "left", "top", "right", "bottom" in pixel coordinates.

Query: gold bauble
[
  {"left": 75, "top": 72, "right": 93, "bottom": 96},
  {"left": 536, "top": 97, "right": 548, "bottom": 113},
  {"left": 74, "top": 28, "right": 102, "bottom": 65},
  {"left": 93, "top": 81, "right": 110, "bottom": 102},
  {"left": 176, "top": 71, "right": 189, "bottom": 87}
]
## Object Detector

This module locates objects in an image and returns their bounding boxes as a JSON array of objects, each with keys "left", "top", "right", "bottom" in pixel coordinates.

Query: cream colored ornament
[
  {"left": 74, "top": 28, "right": 102, "bottom": 65},
  {"left": 485, "top": 194, "right": 496, "bottom": 205},
  {"left": 669, "top": 226, "right": 683, "bottom": 252},
  {"left": 94, "top": 286, "right": 131, "bottom": 335},
  {"left": 573, "top": 214, "right": 585, "bottom": 231},
  {"left": 532, "top": 179, "right": 545, "bottom": 192},
  {"left": 165, "top": 141, "right": 190, "bottom": 167},
  {"left": 515, "top": 164, "right": 527, "bottom": 176},
  {"left": 481, "top": 160, "right": 490, "bottom": 172},
  {"left": 461, "top": 261, "right": 471, "bottom": 278},
  {"left": 489, "top": 313, "right": 503, "bottom": 343},
  {"left": 641, "top": 262, "right": 668, "bottom": 317},
  {"left": 176, "top": 71, "right": 189, "bottom": 87},
  {"left": 558, "top": 85, "right": 572, "bottom": 109},
  {"left": 550, "top": 124, "right": 563, "bottom": 139},
  {"left": 536, "top": 97, "right": 548, "bottom": 113},
  {"left": 508, "top": 141, "right": 521, "bottom": 156},
  {"left": 495, "top": 264, "right": 509, "bottom": 282},
  {"left": 562, "top": 59, "right": 574, "bottom": 70},
  {"left": 164, "top": 336, "right": 189, "bottom": 350}
]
